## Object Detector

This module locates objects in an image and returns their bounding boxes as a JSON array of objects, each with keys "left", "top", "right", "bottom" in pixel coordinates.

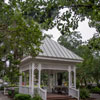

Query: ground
[
  {"left": 90, "top": 93, "right": 100, "bottom": 100},
  {"left": 0, "top": 91, "right": 11, "bottom": 100},
  {"left": 0, "top": 91, "right": 100, "bottom": 100}
]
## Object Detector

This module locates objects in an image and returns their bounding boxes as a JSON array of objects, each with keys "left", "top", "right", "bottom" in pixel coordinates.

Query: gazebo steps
[{"left": 47, "top": 94, "right": 77, "bottom": 100}]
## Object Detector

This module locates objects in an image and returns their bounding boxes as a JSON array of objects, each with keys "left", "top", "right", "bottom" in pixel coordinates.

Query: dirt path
[
  {"left": 90, "top": 93, "right": 100, "bottom": 100},
  {"left": 0, "top": 91, "right": 11, "bottom": 100}
]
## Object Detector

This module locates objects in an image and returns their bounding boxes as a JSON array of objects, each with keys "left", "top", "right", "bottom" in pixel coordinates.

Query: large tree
[
  {"left": 21, "top": 0, "right": 100, "bottom": 49},
  {"left": 58, "top": 31, "right": 82, "bottom": 53},
  {"left": 0, "top": 1, "right": 42, "bottom": 84},
  {"left": 0, "top": 0, "right": 100, "bottom": 84}
]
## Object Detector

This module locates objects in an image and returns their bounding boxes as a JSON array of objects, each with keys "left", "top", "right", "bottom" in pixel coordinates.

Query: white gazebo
[{"left": 19, "top": 37, "right": 83, "bottom": 100}]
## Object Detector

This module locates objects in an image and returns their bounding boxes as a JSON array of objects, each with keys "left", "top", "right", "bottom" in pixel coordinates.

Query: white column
[
  {"left": 55, "top": 72, "right": 58, "bottom": 85},
  {"left": 48, "top": 71, "right": 51, "bottom": 92},
  {"left": 74, "top": 67, "right": 76, "bottom": 88},
  {"left": 70, "top": 71, "right": 72, "bottom": 87},
  {"left": 24, "top": 71, "right": 26, "bottom": 85},
  {"left": 32, "top": 63, "right": 34, "bottom": 96},
  {"left": 29, "top": 65, "right": 32, "bottom": 87},
  {"left": 53, "top": 71, "right": 55, "bottom": 86},
  {"left": 38, "top": 63, "right": 41, "bottom": 88},
  {"left": 54, "top": 72, "right": 56, "bottom": 86},
  {"left": 68, "top": 66, "right": 71, "bottom": 88},
  {"left": 19, "top": 70, "right": 22, "bottom": 93},
  {"left": 19, "top": 70, "right": 22, "bottom": 86},
  {"left": 68, "top": 66, "right": 72, "bottom": 96}
]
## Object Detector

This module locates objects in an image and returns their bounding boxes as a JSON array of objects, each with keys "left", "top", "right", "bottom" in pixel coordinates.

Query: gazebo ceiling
[{"left": 39, "top": 37, "right": 83, "bottom": 61}]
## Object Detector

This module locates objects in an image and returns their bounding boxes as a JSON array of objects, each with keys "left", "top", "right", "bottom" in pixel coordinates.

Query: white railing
[
  {"left": 19, "top": 86, "right": 31, "bottom": 95},
  {"left": 4, "top": 87, "right": 8, "bottom": 95},
  {"left": 38, "top": 87, "right": 47, "bottom": 100},
  {"left": 69, "top": 87, "right": 80, "bottom": 100},
  {"left": 4, "top": 87, "right": 18, "bottom": 95}
]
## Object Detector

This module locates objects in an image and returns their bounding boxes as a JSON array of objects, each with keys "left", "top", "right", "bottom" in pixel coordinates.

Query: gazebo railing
[
  {"left": 19, "top": 86, "right": 31, "bottom": 94},
  {"left": 38, "top": 87, "right": 47, "bottom": 100},
  {"left": 69, "top": 87, "right": 79, "bottom": 100}
]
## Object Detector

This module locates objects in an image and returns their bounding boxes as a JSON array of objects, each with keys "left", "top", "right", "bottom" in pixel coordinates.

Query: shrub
[
  {"left": 8, "top": 90, "right": 12, "bottom": 96},
  {"left": 8, "top": 88, "right": 19, "bottom": 97},
  {"left": 32, "top": 94, "right": 42, "bottom": 100},
  {"left": 87, "top": 84, "right": 93, "bottom": 89},
  {"left": 14, "top": 88, "right": 19, "bottom": 96},
  {"left": 80, "top": 88, "right": 90, "bottom": 99},
  {"left": 14, "top": 94, "right": 31, "bottom": 100},
  {"left": 0, "top": 86, "right": 4, "bottom": 90},
  {"left": 91, "top": 87, "right": 100, "bottom": 94}
]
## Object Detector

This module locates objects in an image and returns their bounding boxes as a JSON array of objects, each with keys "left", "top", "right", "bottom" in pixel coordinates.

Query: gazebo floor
[{"left": 47, "top": 93, "right": 77, "bottom": 100}]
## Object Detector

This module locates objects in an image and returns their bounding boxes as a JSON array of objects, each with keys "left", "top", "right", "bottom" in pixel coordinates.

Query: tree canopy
[{"left": 0, "top": 0, "right": 100, "bottom": 85}]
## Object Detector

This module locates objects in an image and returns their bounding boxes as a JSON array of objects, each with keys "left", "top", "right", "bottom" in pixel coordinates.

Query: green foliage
[
  {"left": 32, "top": 94, "right": 42, "bottom": 100},
  {"left": 0, "top": 0, "right": 100, "bottom": 87},
  {"left": 8, "top": 88, "right": 18, "bottom": 97},
  {"left": 3, "top": 76, "right": 10, "bottom": 82},
  {"left": 14, "top": 88, "right": 19, "bottom": 95},
  {"left": 14, "top": 94, "right": 31, "bottom": 100},
  {"left": 80, "top": 88, "right": 90, "bottom": 99},
  {"left": 8, "top": 90, "right": 12, "bottom": 96},
  {"left": 58, "top": 31, "right": 82, "bottom": 54},
  {"left": 91, "top": 87, "right": 100, "bottom": 94},
  {"left": 0, "top": 0, "right": 42, "bottom": 84},
  {"left": 0, "top": 86, "right": 4, "bottom": 90}
]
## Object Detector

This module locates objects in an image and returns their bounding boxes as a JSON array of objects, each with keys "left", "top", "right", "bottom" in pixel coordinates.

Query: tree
[
  {"left": 88, "top": 34, "right": 100, "bottom": 86},
  {"left": 77, "top": 45, "right": 94, "bottom": 86},
  {"left": 57, "top": 32, "right": 100, "bottom": 87},
  {"left": 21, "top": 0, "right": 100, "bottom": 49},
  {"left": 0, "top": 0, "right": 100, "bottom": 84},
  {"left": 58, "top": 31, "right": 82, "bottom": 53},
  {"left": 0, "top": 1, "right": 42, "bottom": 84}
]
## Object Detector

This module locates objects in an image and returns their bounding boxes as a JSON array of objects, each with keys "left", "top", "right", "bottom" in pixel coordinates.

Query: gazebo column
[
  {"left": 19, "top": 70, "right": 22, "bottom": 86},
  {"left": 24, "top": 71, "right": 26, "bottom": 85},
  {"left": 48, "top": 71, "right": 50, "bottom": 91},
  {"left": 74, "top": 67, "right": 76, "bottom": 88},
  {"left": 38, "top": 64, "right": 41, "bottom": 88},
  {"left": 19, "top": 70, "right": 22, "bottom": 93},
  {"left": 68, "top": 66, "right": 71, "bottom": 88},
  {"left": 70, "top": 71, "right": 72, "bottom": 87},
  {"left": 31, "top": 63, "right": 34, "bottom": 96},
  {"left": 53, "top": 71, "right": 55, "bottom": 86},
  {"left": 29, "top": 65, "right": 32, "bottom": 87},
  {"left": 55, "top": 72, "right": 58, "bottom": 85}
]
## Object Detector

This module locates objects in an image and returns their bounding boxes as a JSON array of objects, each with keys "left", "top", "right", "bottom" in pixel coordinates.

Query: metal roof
[{"left": 38, "top": 37, "right": 83, "bottom": 61}]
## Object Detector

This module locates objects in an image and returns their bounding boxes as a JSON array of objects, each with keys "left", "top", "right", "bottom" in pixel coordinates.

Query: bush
[
  {"left": 14, "top": 88, "right": 19, "bottom": 95},
  {"left": 87, "top": 84, "right": 93, "bottom": 89},
  {"left": 14, "top": 93, "right": 31, "bottom": 100},
  {"left": 8, "top": 90, "right": 12, "bottom": 96},
  {"left": 0, "top": 86, "right": 4, "bottom": 90},
  {"left": 32, "top": 94, "right": 42, "bottom": 100},
  {"left": 80, "top": 88, "right": 90, "bottom": 99},
  {"left": 91, "top": 87, "right": 100, "bottom": 94},
  {"left": 8, "top": 88, "right": 18, "bottom": 97}
]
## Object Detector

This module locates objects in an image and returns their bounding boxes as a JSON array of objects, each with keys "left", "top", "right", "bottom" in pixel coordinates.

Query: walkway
[
  {"left": 90, "top": 93, "right": 100, "bottom": 100},
  {"left": 47, "top": 94, "right": 77, "bottom": 100},
  {"left": 0, "top": 91, "right": 11, "bottom": 100}
]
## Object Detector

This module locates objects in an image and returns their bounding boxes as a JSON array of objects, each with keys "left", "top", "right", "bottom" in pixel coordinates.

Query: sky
[
  {"left": 44, "top": 8, "right": 97, "bottom": 42},
  {"left": 5, "top": 0, "right": 96, "bottom": 42},
  {"left": 45, "top": 18, "right": 96, "bottom": 42}
]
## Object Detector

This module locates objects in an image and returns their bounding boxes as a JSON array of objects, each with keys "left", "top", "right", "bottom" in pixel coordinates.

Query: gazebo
[{"left": 19, "top": 37, "right": 83, "bottom": 100}]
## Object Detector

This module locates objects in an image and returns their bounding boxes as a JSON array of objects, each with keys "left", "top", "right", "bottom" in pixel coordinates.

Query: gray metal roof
[{"left": 39, "top": 37, "right": 83, "bottom": 61}]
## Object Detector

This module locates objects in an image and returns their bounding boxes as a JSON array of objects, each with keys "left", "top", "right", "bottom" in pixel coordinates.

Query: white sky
[
  {"left": 45, "top": 18, "right": 96, "bottom": 42},
  {"left": 44, "top": 8, "right": 97, "bottom": 42}
]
